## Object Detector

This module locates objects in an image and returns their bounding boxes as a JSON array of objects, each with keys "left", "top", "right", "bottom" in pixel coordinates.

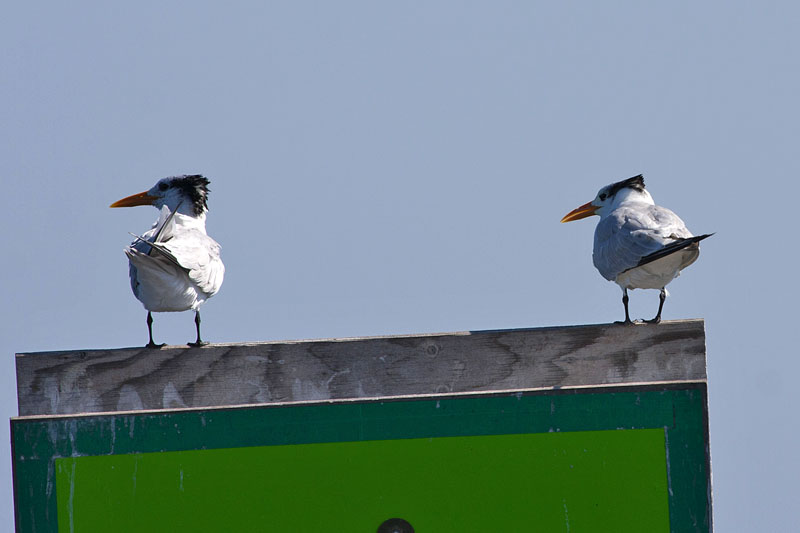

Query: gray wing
[
  {"left": 127, "top": 207, "right": 186, "bottom": 296},
  {"left": 128, "top": 206, "right": 188, "bottom": 271},
  {"left": 128, "top": 232, "right": 187, "bottom": 270},
  {"left": 592, "top": 204, "right": 693, "bottom": 281}
]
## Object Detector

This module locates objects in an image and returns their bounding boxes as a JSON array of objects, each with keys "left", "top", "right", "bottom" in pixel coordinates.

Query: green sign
[{"left": 13, "top": 385, "right": 710, "bottom": 532}]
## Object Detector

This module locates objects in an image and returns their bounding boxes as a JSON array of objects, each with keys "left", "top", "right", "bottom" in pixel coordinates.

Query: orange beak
[
  {"left": 560, "top": 201, "right": 599, "bottom": 223},
  {"left": 110, "top": 191, "right": 158, "bottom": 208}
]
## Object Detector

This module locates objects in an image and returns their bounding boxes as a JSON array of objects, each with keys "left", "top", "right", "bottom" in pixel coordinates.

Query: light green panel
[{"left": 56, "top": 428, "right": 669, "bottom": 532}]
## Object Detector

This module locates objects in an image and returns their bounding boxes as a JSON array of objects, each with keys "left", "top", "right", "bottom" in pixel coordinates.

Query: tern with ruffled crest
[{"left": 111, "top": 175, "right": 225, "bottom": 347}]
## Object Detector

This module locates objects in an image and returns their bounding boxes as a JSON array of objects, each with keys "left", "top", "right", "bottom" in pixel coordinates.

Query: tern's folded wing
[
  {"left": 636, "top": 233, "right": 713, "bottom": 268},
  {"left": 592, "top": 205, "right": 693, "bottom": 281}
]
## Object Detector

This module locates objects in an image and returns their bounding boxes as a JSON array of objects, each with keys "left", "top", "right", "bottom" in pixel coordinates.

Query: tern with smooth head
[{"left": 561, "top": 174, "right": 711, "bottom": 324}]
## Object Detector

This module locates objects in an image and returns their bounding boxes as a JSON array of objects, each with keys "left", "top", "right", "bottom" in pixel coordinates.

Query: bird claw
[
  {"left": 614, "top": 319, "right": 635, "bottom": 325},
  {"left": 188, "top": 341, "right": 209, "bottom": 347},
  {"left": 146, "top": 341, "right": 165, "bottom": 349},
  {"left": 643, "top": 317, "right": 662, "bottom": 324}
]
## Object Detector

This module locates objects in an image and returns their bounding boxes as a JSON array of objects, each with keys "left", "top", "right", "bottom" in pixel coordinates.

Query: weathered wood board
[{"left": 15, "top": 319, "right": 706, "bottom": 416}]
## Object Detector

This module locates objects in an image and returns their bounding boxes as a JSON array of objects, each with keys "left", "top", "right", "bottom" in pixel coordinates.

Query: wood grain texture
[{"left": 15, "top": 319, "right": 706, "bottom": 416}]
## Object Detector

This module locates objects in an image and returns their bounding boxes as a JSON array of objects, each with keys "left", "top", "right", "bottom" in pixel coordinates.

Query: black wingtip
[{"left": 635, "top": 233, "right": 713, "bottom": 268}]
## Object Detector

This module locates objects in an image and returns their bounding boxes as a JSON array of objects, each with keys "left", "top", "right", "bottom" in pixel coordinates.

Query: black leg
[
  {"left": 615, "top": 288, "right": 634, "bottom": 325},
  {"left": 188, "top": 311, "right": 208, "bottom": 347},
  {"left": 145, "top": 312, "right": 165, "bottom": 349},
  {"left": 645, "top": 288, "right": 666, "bottom": 324}
]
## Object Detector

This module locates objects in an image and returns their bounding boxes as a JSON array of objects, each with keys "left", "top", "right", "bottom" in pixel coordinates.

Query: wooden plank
[{"left": 15, "top": 319, "right": 706, "bottom": 417}]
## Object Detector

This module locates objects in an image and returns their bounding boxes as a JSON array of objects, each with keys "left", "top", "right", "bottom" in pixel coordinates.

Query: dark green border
[{"left": 12, "top": 384, "right": 710, "bottom": 532}]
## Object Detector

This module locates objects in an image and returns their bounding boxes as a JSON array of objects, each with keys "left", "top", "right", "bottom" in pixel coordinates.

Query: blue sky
[{"left": 2, "top": 2, "right": 799, "bottom": 530}]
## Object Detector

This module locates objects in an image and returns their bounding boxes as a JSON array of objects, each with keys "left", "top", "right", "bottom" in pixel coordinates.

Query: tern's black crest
[
  {"left": 171, "top": 174, "right": 210, "bottom": 216},
  {"left": 607, "top": 174, "right": 645, "bottom": 198}
]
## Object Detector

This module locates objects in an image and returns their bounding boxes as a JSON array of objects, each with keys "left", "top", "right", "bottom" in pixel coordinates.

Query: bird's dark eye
[
  {"left": 158, "top": 182, "right": 168, "bottom": 191},
  {"left": 599, "top": 193, "right": 606, "bottom": 201}
]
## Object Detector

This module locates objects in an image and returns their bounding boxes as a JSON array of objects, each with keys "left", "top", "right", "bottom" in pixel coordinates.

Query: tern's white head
[
  {"left": 110, "top": 175, "right": 211, "bottom": 217},
  {"left": 561, "top": 174, "right": 654, "bottom": 222}
]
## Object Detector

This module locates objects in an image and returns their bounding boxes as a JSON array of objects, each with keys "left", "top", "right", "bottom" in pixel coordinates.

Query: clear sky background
[{"left": 1, "top": 2, "right": 798, "bottom": 530}]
